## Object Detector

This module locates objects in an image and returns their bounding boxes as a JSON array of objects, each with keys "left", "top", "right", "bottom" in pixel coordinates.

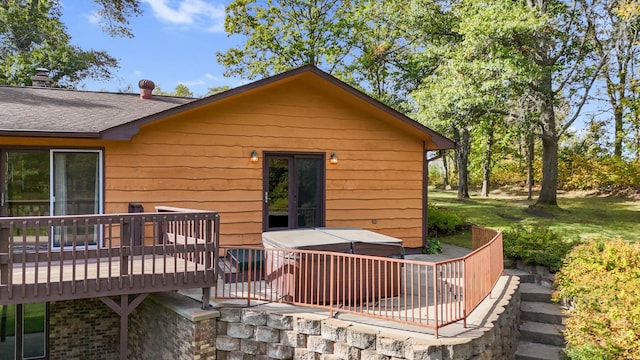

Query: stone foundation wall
[
  {"left": 129, "top": 292, "right": 219, "bottom": 360},
  {"left": 47, "top": 275, "right": 520, "bottom": 360},
  {"left": 49, "top": 298, "right": 120, "bottom": 360},
  {"left": 215, "top": 276, "right": 520, "bottom": 360}
]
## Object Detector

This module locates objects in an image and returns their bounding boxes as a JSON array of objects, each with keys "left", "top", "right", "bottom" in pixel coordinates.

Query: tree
[
  {"left": 0, "top": 0, "right": 118, "bottom": 87},
  {"left": 217, "top": 0, "right": 363, "bottom": 80},
  {"left": 521, "top": 0, "right": 605, "bottom": 206},
  {"left": 414, "top": 0, "right": 528, "bottom": 199},
  {"left": 421, "top": 0, "right": 604, "bottom": 206},
  {"left": 206, "top": 85, "right": 231, "bottom": 96},
  {"left": 217, "top": 0, "right": 454, "bottom": 111},
  {"left": 154, "top": 84, "right": 194, "bottom": 97},
  {"left": 91, "top": 0, "right": 142, "bottom": 38},
  {"left": 591, "top": 0, "right": 640, "bottom": 158},
  {"left": 343, "top": 0, "right": 457, "bottom": 109}
]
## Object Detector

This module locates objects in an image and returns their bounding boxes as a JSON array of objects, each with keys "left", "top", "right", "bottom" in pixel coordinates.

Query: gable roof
[{"left": 0, "top": 66, "right": 455, "bottom": 149}]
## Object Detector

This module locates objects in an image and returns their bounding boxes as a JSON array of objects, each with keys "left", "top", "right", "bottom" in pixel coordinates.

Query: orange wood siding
[{"left": 0, "top": 77, "right": 426, "bottom": 247}]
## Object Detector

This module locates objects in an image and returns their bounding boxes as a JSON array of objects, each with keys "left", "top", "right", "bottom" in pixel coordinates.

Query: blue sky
[
  {"left": 61, "top": 0, "right": 241, "bottom": 96},
  {"left": 58, "top": 1, "right": 598, "bottom": 133}
]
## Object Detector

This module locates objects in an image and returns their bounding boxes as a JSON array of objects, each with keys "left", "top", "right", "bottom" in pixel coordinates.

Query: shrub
[
  {"left": 559, "top": 154, "right": 640, "bottom": 191},
  {"left": 502, "top": 225, "right": 580, "bottom": 272},
  {"left": 423, "top": 239, "right": 443, "bottom": 254},
  {"left": 427, "top": 205, "right": 465, "bottom": 236},
  {"left": 554, "top": 239, "right": 640, "bottom": 359}
]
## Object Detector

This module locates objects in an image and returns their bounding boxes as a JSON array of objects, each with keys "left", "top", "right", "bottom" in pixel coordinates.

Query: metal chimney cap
[
  {"left": 31, "top": 68, "right": 52, "bottom": 87},
  {"left": 138, "top": 79, "right": 155, "bottom": 90}
]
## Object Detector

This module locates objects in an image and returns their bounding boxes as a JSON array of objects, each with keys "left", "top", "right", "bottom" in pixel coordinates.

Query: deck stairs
[{"left": 515, "top": 276, "right": 566, "bottom": 360}]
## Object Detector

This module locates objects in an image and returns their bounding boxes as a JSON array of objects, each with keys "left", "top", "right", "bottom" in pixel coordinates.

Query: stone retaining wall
[
  {"left": 215, "top": 275, "right": 521, "bottom": 360},
  {"left": 46, "top": 275, "right": 520, "bottom": 359}
]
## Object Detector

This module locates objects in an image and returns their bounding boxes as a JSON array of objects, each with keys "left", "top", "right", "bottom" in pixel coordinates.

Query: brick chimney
[
  {"left": 30, "top": 68, "right": 52, "bottom": 87},
  {"left": 138, "top": 79, "right": 155, "bottom": 99}
]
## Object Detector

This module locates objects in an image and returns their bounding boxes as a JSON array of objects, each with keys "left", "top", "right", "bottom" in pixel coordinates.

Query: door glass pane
[
  {"left": 4, "top": 151, "right": 50, "bottom": 217},
  {"left": 0, "top": 305, "right": 16, "bottom": 359},
  {"left": 22, "top": 303, "right": 45, "bottom": 359},
  {"left": 296, "top": 158, "right": 321, "bottom": 228},
  {"left": 53, "top": 152, "right": 100, "bottom": 247},
  {"left": 267, "top": 158, "right": 289, "bottom": 229}
]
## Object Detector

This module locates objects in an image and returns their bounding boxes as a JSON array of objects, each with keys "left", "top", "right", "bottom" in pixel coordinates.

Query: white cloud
[
  {"left": 142, "top": 0, "right": 225, "bottom": 32},
  {"left": 133, "top": 70, "right": 143, "bottom": 77},
  {"left": 178, "top": 79, "right": 206, "bottom": 86},
  {"left": 204, "top": 73, "right": 219, "bottom": 81},
  {"left": 84, "top": 11, "right": 101, "bottom": 25}
]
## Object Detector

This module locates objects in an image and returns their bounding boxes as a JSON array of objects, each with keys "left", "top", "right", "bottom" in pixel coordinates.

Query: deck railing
[
  {"left": 215, "top": 226, "right": 502, "bottom": 338},
  {"left": 0, "top": 210, "right": 219, "bottom": 305}
]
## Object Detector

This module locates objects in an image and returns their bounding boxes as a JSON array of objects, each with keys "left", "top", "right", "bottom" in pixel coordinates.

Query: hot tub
[{"left": 262, "top": 228, "right": 404, "bottom": 304}]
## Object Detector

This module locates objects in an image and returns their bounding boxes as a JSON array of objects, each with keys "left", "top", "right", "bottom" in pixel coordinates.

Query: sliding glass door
[{"left": 1, "top": 149, "right": 103, "bottom": 247}]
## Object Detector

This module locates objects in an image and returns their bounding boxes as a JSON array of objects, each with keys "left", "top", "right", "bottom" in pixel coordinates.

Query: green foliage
[
  {"left": 554, "top": 240, "right": 640, "bottom": 359},
  {"left": 502, "top": 225, "right": 580, "bottom": 272},
  {"left": 206, "top": 85, "right": 231, "bottom": 96},
  {"left": 154, "top": 84, "right": 194, "bottom": 98},
  {"left": 427, "top": 204, "right": 465, "bottom": 237},
  {"left": 217, "top": 0, "right": 362, "bottom": 80},
  {"left": 91, "top": 0, "right": 142, "bottom": 38},
  {"left": 0, "top": 0, "right": 118, "bottom": 87},
  {"left": 217, "top": 0, "right": 454, "bottom": 110},
  {"left": 559, "top": 153, "right": 640, "bottom": 191},
  {"left": 423, "top": 238, "right": 443, "bottom": 254}
]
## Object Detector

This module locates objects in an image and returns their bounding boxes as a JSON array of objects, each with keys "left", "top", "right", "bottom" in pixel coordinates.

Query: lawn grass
[{"left": 429, "top": 188, "right": 640, "bottom": 248}]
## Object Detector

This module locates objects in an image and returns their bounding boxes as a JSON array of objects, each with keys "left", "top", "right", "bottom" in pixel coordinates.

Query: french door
[
  {"left": 263, "top": 153, "right": 325, "bottom": 231},
  {"left": 1, "top": 149, "right": 103, "bottom": 247}
]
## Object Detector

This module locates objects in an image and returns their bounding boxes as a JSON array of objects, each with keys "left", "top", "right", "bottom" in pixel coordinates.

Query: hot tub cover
[{"left": 262, "top": 228, "right": 404, "bottom": 256}]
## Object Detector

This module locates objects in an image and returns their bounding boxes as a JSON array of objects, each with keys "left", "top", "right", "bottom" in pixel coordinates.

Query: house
[
  {"left": 0, "top": 65, "right": 454, "bottom": 359},
  {"left": 1, "top": 65, "right": 454, "bottom": 248}
]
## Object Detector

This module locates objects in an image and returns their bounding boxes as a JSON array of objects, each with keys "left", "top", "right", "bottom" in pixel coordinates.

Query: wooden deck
[
  {"left": 11, "top": 255, "right": 204, "bottom": 284},
  {"left": 0, "top": 255, "right": 215, "bottom": 305},
  {"left": 0, "top": 211, "right": 219, "bottom": 305}
]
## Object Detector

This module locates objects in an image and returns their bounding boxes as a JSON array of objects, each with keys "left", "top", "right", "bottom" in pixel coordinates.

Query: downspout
[{"left": 422, "top": 147, "right": 445, "bottom": 249}]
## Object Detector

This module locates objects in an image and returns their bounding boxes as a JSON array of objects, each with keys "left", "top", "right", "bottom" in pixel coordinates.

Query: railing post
[
  {"left": 433, "top": 263, "right": 439, "bottom": 339},
  {"left": 329, "top": 255, "right": 335, "bottom": 318},
  {"left": 120, "top": 218, "right": 130, "bottom": 277},
  {"left": 0, "top": 224, "right": 9, "bottom": 285},
  {"left": 462, "top": 258, "right": 468, "bottom": 328},
  {"left": 247, "top": 249, "right": 253, "bottom": 306}
]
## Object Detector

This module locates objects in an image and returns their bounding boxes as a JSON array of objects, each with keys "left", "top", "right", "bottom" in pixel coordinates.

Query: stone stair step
[
  {"left": 521, "top": 301, "right": 566, "bottom": 325},
  {"left": 520, "top": 283, "right": 553, "bottom": 303},
  {"left": 515, "top": 341, "right": 563, "bottom": 360},
  {"left": 520, "top": 321, "right": 565, "bottom": 346},
  {"left": 504, "top": 268, "right": 535, "bottom": 283}
]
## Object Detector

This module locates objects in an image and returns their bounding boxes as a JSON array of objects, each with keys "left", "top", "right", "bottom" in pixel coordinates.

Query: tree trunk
[
  {"left": 442, "top": 154, "right": 450, "bottom": 189},
  {"left": 526, "top": 131, "right": 535, "bottom": 200},
  {"left": 453, "top": 127, "right": 470, "bottom": 199},
  {"left": 536, "top": 92, "right": 558, "bottom": 206},
  {"left": 481, "top": 120, "right": 495, "bottom": 197}
]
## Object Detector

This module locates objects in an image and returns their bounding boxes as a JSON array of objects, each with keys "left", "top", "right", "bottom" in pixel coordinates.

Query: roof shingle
[{"left": 0, "top": 86, "right": 193, "bottom": 135}]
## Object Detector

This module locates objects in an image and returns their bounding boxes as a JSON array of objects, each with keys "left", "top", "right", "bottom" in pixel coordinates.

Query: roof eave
[{"left": 0, "top": 130, "right": 101, "bottom": 139}]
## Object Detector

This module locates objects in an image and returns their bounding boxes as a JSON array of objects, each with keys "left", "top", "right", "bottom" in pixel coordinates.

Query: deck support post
[
  {"left": 202, "top": 287, "right": 211, "bottom": 309},
  {"left": 0, "top": 225, "right": 9, "bottom": 285},
  {"left": 101, "top": 293, "right": 148, "bottom": 360}
]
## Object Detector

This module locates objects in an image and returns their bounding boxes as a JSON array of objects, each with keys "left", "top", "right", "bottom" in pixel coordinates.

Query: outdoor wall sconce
[
  {"left": 250, "top": 150, "right": 259, "bottom": 163},
  {"left": 330, "top": 152, "right": 339, "bottom": 164}
]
